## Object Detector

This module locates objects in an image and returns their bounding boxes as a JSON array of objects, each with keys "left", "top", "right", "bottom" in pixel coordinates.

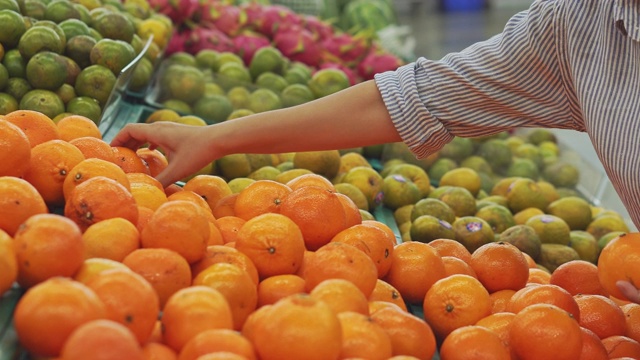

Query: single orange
[
  {"left": 337, "top": 311, "right": 393, "bottom": 360},
  {"left": 122, "top": 248, "right": 192, "bottom": 308},
  {"left": 59, "top": 319, "right": 144, "bottom": 360},
  {"left": 335, "top": 192, "right": 363, "bottom": 228},
  {"left": 550, "top": 260, "right": 608, "bottom": 296},
  {"left": 370, "top": 305, "right": 437, "bottom": 360},
  {"left": 82, "top": 217, "right": 140, "bottom": 262},
  {"left": 14, "top": 214, "right": 84, "bottom": 288},
  {"left": 507, "top": 283, "right": 581, "bottom": 321},
  {"left": 579, "top": 326, "right": 609, "bottom": 360},
  {"left": 428, "top": 238, "right": 472, "bottom": 264},
  {"left": 183, "top": 175, "right": 233, "bottom": 213},
  {"left": 13, "top": 277, "right": 107, "bottom": 357},
  {"left": 601, "top": 335, "right": 640, "bottom": 358},
  {"left": 442, "top": 255, "right": 478, "bottom": 278},
  {"left": 303, "top": 241, "right": 379, "bottom": 297},
  {"left": 63, "top": 157, "right": 131, "bottom": 200},
  {"left": 574, "top": 293, "right": 627, "bottom": 339},
  {"left": 69, "top": 137, "right": 118, "bottom": 163},
  {"left": 64, "top": 176, "right": 139, "bottom": 232},
  {"left": 368, "top": 279, "right": 408, "bottom": 312},
  {"left": 621, "top": 303, "right": 640, "bottom": 343},
  {"left": 212, "top": 193, "right": 239, "bottom": 218},
  {"left": 178, "top": 328, "right": 257, "bottom": 360},
  {"left": 469, "top": 241, "right": 529, "bottom": 293},
  {"left": 0, "top": 177, "right": 48, "bottom": 236},
  {"left": 233, "top": 179, "right": 291, "bottom": 221},
  {"left": 597, "top": 232, "right": 640, "bottom": 300},
  {"left": 285, "top": 173, "right": 335, "bottom": 191},
  {"left": 23, "top": 139, "right": 85, "bottom": 206},
  {"left": 190, "top": 245, "right": 259, "bottom": 285},
  {"left": 522, "top": 251, "right": 537, "bottom": 268},
  {"left": 141, "top": 200, "right": 210, "bottom": 264},
  {"left": 3, "top": 109, "right": 60, "bottom": 147},
  {"left": 111, "top": 146, "right": 150, "bottom": 174},
  {"left": 161, "top": 286, "right": 234, "bottom": 353},
  {"left": 279, "top": 185, "right": 348, "bottom": 251},
  {"left": 85, "top": 268, "right": 160, "bottom": 345},
  {"left": 136, "top": 205, "right": 155, "bottom": 234},
  {"left": 192, "top": 263, "right": 258, "bottom": 331},
  {"left": 191, "top": 353, "right": 248, "bottom": 360},
  {"left": 131, "top": 181, "right": 169, "bottom": 211},
  {"left": 422, "top": 274, "right": 492, "bottom": 340},
  {"left": 141, "top": 342, "right": 178, "bottom": 360},
  {"left": 167, "top": 190, "right": 214, "bottom": 217},
  {"left": 73, "top": 257, "right": 130, "bottom": 285},
  {"left": 330, "top": 222, "right": 395, "bottom": 278},
  {"left": 235, "top": 213, "right": 306, "bottom": 279},
  {"left": 216, "top": 216, "right": 246, "bottom": 244},
  {"left": 527, "top": 267, "right": 551, "bottom": 284},
  {"left": 0, "top": 229, "right": 18, "bottom": 296},
  {"left": 489, "top": 289, "right": 516, "bottom": 314},
  {"left": 439, "top": 325, "right": 510, "bottom": 360},
  {"left": 509, "top": 303, "right": 583, "bottom": 360},
  {"left": 0, "top": 119, "right": 31, "bottom": 177},
  {"left": 136, "top": 148, "right": 168, "bottom": 177},
  {"left": 56, "top": 115, "right": 101, "bottom": 141},
  {"left": 383, "top": 241, "right": 447, "bottom": 304},
  {"left": 127, "top": 172, "right": 164, "bottom": 190},
  {"left": 309, "top": 278, "right": 370, "bottom": 316},
  {"left": 475, "top": 311, "right": 515, "bottom": 349},
  {"left": 257, "top": 274, "right": 306, "bottom": 308}
]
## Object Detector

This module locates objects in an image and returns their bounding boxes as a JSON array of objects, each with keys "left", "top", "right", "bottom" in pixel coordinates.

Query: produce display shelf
[{"left": 0, "top": 286, "right": 24, "bottom": 360}]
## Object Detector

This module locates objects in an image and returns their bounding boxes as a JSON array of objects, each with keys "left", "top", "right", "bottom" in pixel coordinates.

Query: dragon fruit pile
[{"left": 148, "top": 0, "right": 405, "bottom": 82}]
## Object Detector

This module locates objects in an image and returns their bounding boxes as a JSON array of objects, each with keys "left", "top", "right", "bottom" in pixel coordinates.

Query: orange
[
  {"left": 136, "top": 148, "right": 168, "bottom": 177},
  {"left": 193, "top": 262, "right": 258, "bottom": 331},
  {"left": 13, "top": 277, "right": 107, "bottom": 357},
  {"left": 112, "top": 145, "right": 150, "bottom": 174},
  {"left": 507, "top": 283, "right": 581, "bottom": 321},
  {"left": 335, "top": 192, "right": 363, "bottom": 228},
  {"left": 165, "top": 183, "right": 184, "bottom": 196},
  {"left": 475, "top": 311, "right": 515, "bottom": 348},
  {"left": 235, "top": 213, "right": 306, "bottom": 279},
  {"left": 247, "top": 294, "right": 342, "bottom": 360},
  {"left": 601, "top": 335, "right": 640, "bottom": 358},
  {"left": 0, "top": 177, "right": 48, "bottom": 236},
  {"left": 370, "top": 305, "right": 437, "bottom": 360},
  {"left": 82, "top": 217, "right": 140, "bottom": 262},
  {"left": 190, "top": 245, "right": 259, "bottom": 285},
  {"left": 368, "top": 279, "right": 408, "bottom": 312},
  {"left": 3, "top": 109, "right": 60, "bottom": 147},
  {"left": 442, "top": 255, "right": 478, "bottom": 278},
  {"left": 122, "top": 248, "right": 192, "bottom": 308},
  {"left": 192, "top": 353, "right": 248, "bottom": 360},
  {"left": 597, "top": 232, "right": 640, "bottom": 300},
  {"left": 207, "top": 222, "right": 225, "bottom": 246},
  {"left": 127, "top": 172, "right": 164, "bottom": 190},
  {"left": 59, "top": 319, "right": 144, "bottom": 360},
  {"left": 161, "top": 286, "right": 234, "bottom": 353},
  {"left": 56, "top": 114, "right": 101, "bottom": 141},
  {"left": 469, "top": 241, "right": 529, "bottom": 293},
  {"left": 439, "top": 325, "right": 510, "bottom": 360},
  {"left": 579, "top": 326, "right": 609, "bottom": 360},
  {"left": 509, "top": 303, "right": 583, "bottom": 360},
  {"left": 233, "top": 179, "right": 292, "bottom": 221},
  {"left": 212, "top": 193, "right": 238, "bottom": 218},
  {"left": 279, "top": 185, "right": 348, "bottom": 251},
  {"left": 216, "top": 216, "right": 246, "bottom": 244},
  {"left": 85, "top": 268, "right": 160, "bottom": 345},
  {"left": 574, "top": 293, "right": 627, "bottom": 339},
  {"left": 422, "top": 274, "right": 492, "bottom": 340},
  {"left": 69, "top": 137, "right": 118, "bottom": 163},
  {"left": 167, "top": 190, "right": 214, "bottom": 217},
  {"left": 141, "top": 200, "right": 210, "bottom": 264},
  {"left": 63, "top": 158, "right": 131, "bottom": 200},
  {"left": 0, "top": 229, "right": 18, "bottom": 296},
  {"left": 136, "top": 205, "right": 155, "bottom": 234},
  {"left": 285, "top": 173, "right": 335, "bottom": 191},
  {"left": 257, "top": 274, "right": 306, "bottom": 308},
  {"left": 183, "top": 175, "right": 233, "bottom": 213},
  {"left": 64, "top": 176, "right": 139, "bottom": 232},
  {"left": 428, "top": 238, "right": 472, "bottom": 264},
  {"left": 337, "top": 311, "right": 393, "bottom": 360},
  {"left": 303, "top": 241, "right": 379, "bottom": 297},
  {"left": 527, "top": 267, "right": 552, "bottom": 284},
  {"left": 383, "top": 241, "right": 447, "bottom": 304},
  {"left": 14, "top": 213, "right": 84, "bottom": 288},
  {"left": 369, "top": 300, "right": 405, "bottom": 315},
  {"left": 550, "top": 259, "right": 608, "bottom": 296},
  {"left": 522, "top": 251, "right": 537, "bottom": 268},
  {"left": 622, "top": 303, "right": 640, "bottom": 343},
  {"left": 24, "top": 139, "right": 85, "bottom": 206},
  {"left": 330, "top": 222, "right": 395, "bottom": 278},
  {"left": 74, "top": 257, "right": 130, "bottom": 285},
  {"left": 142, "top": 342, "right": 178, "bottom": 360},
  {"left": 309, "top": 278, "right": 370, "bottom": 316},
  {"left": 178, "top": 329, "right": 257, "bottom": 360},
  {"left": 0, "top": 119, "right": 31, "bottom": 177},
  {"left": 489, "top": 289, "right": 516, "bottom": 314},
  {"left": 131, "top": 181, "right": 169, "bottom": 211}
]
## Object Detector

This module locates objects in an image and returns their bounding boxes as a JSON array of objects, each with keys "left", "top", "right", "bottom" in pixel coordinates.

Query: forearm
[{"left": 207, "top": 80, "right": 402, "bottom": 156}]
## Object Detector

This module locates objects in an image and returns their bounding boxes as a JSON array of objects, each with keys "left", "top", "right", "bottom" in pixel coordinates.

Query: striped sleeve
[{"left": 374, "top": 0, "right": 582, "bottom": 159}]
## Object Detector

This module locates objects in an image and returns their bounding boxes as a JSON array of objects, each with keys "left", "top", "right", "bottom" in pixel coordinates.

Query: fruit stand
[{"left": 2, "top": 0, "right": 640, "bottom": 359}]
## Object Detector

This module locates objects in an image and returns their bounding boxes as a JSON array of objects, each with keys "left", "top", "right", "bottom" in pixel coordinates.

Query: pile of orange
[{"left": 2, "top": 109, "right": 640, "bottom": 359}]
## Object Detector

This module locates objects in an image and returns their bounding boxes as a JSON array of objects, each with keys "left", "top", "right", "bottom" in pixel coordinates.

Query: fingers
[
  {"left": 110, "top": 123, "right": 153, "bottom": 149},
  {"left": 617, "top": 280, "right": 640, "bottom": 303}
]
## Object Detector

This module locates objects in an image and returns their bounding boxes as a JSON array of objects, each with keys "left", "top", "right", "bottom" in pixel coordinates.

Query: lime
[
  {"left": 308, "top": 68, "right": 350, "bottom": 98},
  {"left": 254, "top": 72, "right": 289, "bottom": 93},
  {"left": 19, "top": 89, "right": 65, "bottom": 119},
  {"left": 0, "top": 93, "right": 18, "bottom": 114},
  {"left": 66, "top": 96, "right": 102, "bottom": 124},
  {"left": 192, "top": 94, "right": 233, "bottom": 124},
  {"left": 74, "top": 64, "right": 117, "bottom": 107},
  {"left": 0, "top": 9, "right": 26, "bottom": 48},
  {"left": 5, "top": 78, "right": 31, "bottom": 101},
  {"left": 248, "top": 88, "right": 282, "bottom": 113},
  {"left": 281, "top": 84, "right": 314, "bottom": 108}
]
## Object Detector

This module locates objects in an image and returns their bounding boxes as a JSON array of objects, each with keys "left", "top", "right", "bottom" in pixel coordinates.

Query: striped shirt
[{"left": 375, "top": 0, "right": 640, "bottom": 228}]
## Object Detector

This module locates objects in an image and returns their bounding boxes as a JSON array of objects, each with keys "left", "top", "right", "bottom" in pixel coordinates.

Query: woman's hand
[
  {"left": 111, "top": 122, "right": 216, "bottom": 187},
  {"left": 617, "top": 280, "right": 640, "bottom": 304}
]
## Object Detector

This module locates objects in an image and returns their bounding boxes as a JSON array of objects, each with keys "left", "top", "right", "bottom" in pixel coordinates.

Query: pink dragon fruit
[
  {"left": 200, "top": 4, "right": 247, "bottom": 37},
  {"left": 257, "top": 5, "right": 302, "bottom": 39},
  {"left": 239, "top": 2, "right": 266, "bottom": 32},
  {"left": 273, "top": 25, "right": 321, "bottom": 67},
  {"left": 302, "top": 15, "right": 334, "bottom": 41},
  {"left": 184, "top": 26, "right": 236, "bottom": 54},
  {"left": 164, "top": 28, "right": 189, "bottom": 56},
  {"left": 357, "top": 49, "right": 404, "bottom": 80},
  {"left": 320, "top": 62, "right": 359, "bottom": 86},
  {"left": 148, "top": 0, "right": 198, "bottom": 25},
  {"left": 232, "top": 30, "right": 271, "bottom": 65},
  {"left": 322, "top": 32, "right": 370, "bottom": 66}
]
